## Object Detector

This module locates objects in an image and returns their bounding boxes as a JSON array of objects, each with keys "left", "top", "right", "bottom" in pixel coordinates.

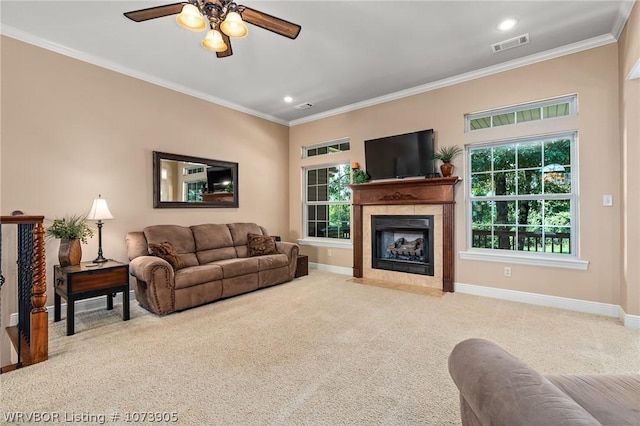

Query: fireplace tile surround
[
  {"left": 349, "top": 177, "right": 460, "bottom": 292},
  {"left": 365, "top": 206, "right": 443, "bottom": 289}
]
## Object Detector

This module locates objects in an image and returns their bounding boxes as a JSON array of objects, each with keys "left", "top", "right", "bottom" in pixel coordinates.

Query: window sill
[
  {"left": 458, "top": 250, "right": 589, "bottom": 270},
  {"left": 297, "top": 238, "right": 353, "bottom": 249}
]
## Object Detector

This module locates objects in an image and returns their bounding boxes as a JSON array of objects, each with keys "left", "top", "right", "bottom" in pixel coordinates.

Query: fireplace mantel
[{"left": 349, "top": 177, "right": 460, "bottom": 292}]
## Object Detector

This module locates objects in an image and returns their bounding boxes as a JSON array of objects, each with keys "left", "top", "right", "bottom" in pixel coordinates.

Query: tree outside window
[
  {"left": 306, "top": 164, "right": 351, "bottom": 240},
  {"left": 469, "top": 134, "right": 574, "bottom": 255}
]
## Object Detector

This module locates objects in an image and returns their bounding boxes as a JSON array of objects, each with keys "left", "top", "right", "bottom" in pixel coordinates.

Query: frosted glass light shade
[
  {"left": 87, "top": 196, "right": 114, "bottom": 221},
  {"left": 220, "top": 11, "right": 247, "bottom": 38},
  {"left": 202, "top": 29, "right": 228, "bottom": 52},
  {"left": 176, "top": 4, "right": 206, "bottom": 31}
]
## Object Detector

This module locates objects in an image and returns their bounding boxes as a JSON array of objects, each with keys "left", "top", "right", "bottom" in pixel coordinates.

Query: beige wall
[
  {"left": 0, "top": 37, "right": 290, "bottom": 363},
  {"left": 619, "top": 2, "right": 640, "bottom": 316},
  {"left": 290, "top": 43, "right": 633, "bottom": 312}
]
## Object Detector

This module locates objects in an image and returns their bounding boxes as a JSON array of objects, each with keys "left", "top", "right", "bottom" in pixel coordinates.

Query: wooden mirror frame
[{"left": 153, "top": 151, "right": 239, "bottom": 208}]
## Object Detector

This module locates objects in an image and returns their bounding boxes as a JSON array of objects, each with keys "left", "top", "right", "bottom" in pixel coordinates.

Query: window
[
  {"left": 185, "top": 180, "right": 206, "bottom": 202},
  {"left": 305, "top": 164, "right": 351, "bottom": 240},
  {"left": 184, "top": 166, "right": 204, "bottom": 175},
  {"left": 304, "top": 138, "right": 350, "bottom": 158},
  {"left": 467, "top": 133, "right": 576, "bottom": 256},
  {"left": 466, "top": 95, "right": 576, "bottom": 132}
]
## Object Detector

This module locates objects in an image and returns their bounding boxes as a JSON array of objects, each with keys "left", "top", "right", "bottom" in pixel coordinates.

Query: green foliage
[
  {"left": 326, "top": 165, "right": 351, "bottom": 201},
  {"left": 352, "top": 169, "right": 370, "bottom": 184},
  {"left": 433, "top": 145, "right": 463, "bottom": 162},
  {"left": 46, "top": 215, "right": 94, "bottom": 244},
  {"left": 225, "top": 182, "right": 234, "bottom": 193}
]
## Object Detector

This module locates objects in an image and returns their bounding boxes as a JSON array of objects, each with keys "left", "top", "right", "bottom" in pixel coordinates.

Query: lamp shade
[
  {"left": 220, "top": 11, "right": 248, "bottom": 38},
  {"left": 87, "top": 195, "right": 114, "bottom": 221},
  {"left": 202, "top": 29, "right": 228, "bottom": 52},
  {"left": 176, "top": 4, "right": 206, "bottom": 31}
]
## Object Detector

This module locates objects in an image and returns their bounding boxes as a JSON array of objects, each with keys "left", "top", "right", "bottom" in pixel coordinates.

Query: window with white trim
[
  {"left": 305, "top": 164, "right": 351, "bottom": 240},
  {"left": 466, "top": 95, "right": 577, "bottom": 132},
  {"left": 467, "top": 132, "right": 576, "bottom": 256},
  {"left": 304, "top": 138, "right": 350, "bottom": 158}
]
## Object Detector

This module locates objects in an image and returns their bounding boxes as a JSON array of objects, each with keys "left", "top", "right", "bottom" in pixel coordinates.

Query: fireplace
[
  {"left": 348, "top": 177, "right": 460, "bottom": 292},
  {"left": 371, "top": 215, "right": 434, "bottom": 276}
]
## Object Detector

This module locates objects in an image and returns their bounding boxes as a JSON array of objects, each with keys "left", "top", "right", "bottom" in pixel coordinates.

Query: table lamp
[{"left": 87, "top": 194, "right": 113, "bottom": 263}]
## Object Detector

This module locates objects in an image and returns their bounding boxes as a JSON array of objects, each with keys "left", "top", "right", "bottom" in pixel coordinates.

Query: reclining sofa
[
  {"left": 126, "top": 222, "right": 299, "bottom": 315},
  {"left": 448, "top": 338, "right": 640, "bottom": 426}
]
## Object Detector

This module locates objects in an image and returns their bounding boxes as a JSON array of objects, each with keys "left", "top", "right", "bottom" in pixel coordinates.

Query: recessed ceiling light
[
  {"left": 284, "top": 96, "right": 293, "bottom": 103},
  {"left": 497, "top": 18, "right": 518, "bottom": 31}
]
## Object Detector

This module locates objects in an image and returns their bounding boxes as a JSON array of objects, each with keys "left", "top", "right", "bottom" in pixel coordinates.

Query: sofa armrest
[
  {"left": 276, "top": 241, "right": 300, "bottom": 280},
  {"left": 129, "top": 256, "right": 176, "bottom": 315},
  {"left": 448, "top": 338, "right": 600, "bottom": 426}
]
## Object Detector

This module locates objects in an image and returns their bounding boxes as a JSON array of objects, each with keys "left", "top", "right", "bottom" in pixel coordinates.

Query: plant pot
[
  {"left": 59, "top": 239, "right": 82, "bottom": 267},
  {"left": 440, "top": 161, "right": 454, "bottom": 177}
]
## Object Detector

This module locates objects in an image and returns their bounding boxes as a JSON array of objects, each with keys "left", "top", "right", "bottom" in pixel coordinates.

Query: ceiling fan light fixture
[
  {"left": 202, "top": 29, "right": 228, "bottom": 52},
  {"left": 176, "top": 4, "right": 207, "bottom": 32},
  {"left": 220, "top": 11, "right": 248, "bottom": 38}
]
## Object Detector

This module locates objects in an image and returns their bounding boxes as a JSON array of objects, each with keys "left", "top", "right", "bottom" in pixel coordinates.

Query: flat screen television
[
  {"left": 364, "top": 129, "right": 437, "bottom": 180},
  {"left": 207, "top": 166, "right": 233, "bottom": 192}
]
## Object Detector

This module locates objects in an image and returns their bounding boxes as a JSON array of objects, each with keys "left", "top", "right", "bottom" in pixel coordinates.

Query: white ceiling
[{"left": 1, "top": 1, "right": 635, "bottom": 125}]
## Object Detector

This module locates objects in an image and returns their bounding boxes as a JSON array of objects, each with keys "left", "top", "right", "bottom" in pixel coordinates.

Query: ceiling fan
[{"left": 124, "top": 0, "right": 301, "bottom": 58}]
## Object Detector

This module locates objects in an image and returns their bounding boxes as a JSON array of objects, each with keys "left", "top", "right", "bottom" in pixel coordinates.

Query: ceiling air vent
[
  {"left": 294, "top": 102, "right": 313, "bottom": 110},
  {"left": 491, "top": 33, "right": 530, "bottom": 53}
]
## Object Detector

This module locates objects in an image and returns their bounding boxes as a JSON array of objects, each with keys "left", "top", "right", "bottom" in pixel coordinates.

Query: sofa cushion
[
  {"left": 144, "top": 225, "right": 199, "bottom": 267},
  {"left": 227, "top": 223, "right": 264, "bottom": 258},
  {"left": 149, "top": 242, "right": 186, "bottom": 271},
  {"left": 257, "top": 253, "right": 289, "bottom": 270},
  {"left": 247, "top": 233, "right": 278, "bottom": 257},
  {"left": 174, "top": 264, "right": 223, "bottom": 290},
  {"left": 191, "top": 223, "right": 237, "bottom": 264},
  {"left": 213, "top": 257, "right": 259, "bottom": 278},
  {"left": 546, "top": 374, "right": 640, "bottom": 426}
]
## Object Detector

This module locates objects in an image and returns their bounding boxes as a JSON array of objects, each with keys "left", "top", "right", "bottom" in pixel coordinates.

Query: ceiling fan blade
[
  {"left": 124, "top": 2, "right": 186, "bottom": 22},
  {"left": 217, "top": 33, "right": 233, "bottom": 58},
  {"left": 239, "top": 6, "right": 301, "bottom": 39}
]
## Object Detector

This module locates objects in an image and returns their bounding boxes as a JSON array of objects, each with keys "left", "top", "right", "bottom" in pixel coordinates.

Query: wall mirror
[{"left": 153, "top": 151, "right": 238, "bottom": 208}]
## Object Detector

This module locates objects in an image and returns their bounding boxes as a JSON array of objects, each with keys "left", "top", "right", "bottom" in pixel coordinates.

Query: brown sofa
[
  {"left": 448, "top": 338, "right": 640, "bottom": 426},
  {"left": 126, "top": 222, "right": 299, "bottom": 315}
]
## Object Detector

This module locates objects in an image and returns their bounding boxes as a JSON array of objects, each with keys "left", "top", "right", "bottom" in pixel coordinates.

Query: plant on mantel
[{"left": 432, "top": 145, "right": 463, "bottom": 177}]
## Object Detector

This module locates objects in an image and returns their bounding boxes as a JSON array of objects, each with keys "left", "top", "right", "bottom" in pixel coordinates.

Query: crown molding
[
  {"left": 612, "top": 0, "right": 637, "bottom": 39},
  {"left": 289, "top": 34, "right": 617, "bottom": 127},
  {"left": 0, "top": 24, "right": 620, "bottom": 129},
  {"left": 0, "top": 25, "right": 289, "bottom": 126}
]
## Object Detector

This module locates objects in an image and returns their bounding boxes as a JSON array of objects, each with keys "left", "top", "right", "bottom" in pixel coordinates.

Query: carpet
[{"left": 1, "top": 271, "right": 639, "bottom": 425}]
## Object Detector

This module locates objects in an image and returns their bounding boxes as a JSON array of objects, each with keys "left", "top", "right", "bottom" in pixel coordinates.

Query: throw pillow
[
  {"left": 149, "top": 241, "right": 186, "bottom": 271},
  {"left": 247, "top": 233, "right": 278, "bottom": 257}
]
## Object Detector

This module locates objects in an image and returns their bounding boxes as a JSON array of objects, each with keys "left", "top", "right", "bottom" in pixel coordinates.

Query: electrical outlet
[
  {"left": 327, "top": 249, "right": 332, "bottom": 257},
  {"left": 504, "top": 267, "right": 512, "bottom": 277},
  {"left": 603, "top": 195, "right": 613, "bottom": 206}
]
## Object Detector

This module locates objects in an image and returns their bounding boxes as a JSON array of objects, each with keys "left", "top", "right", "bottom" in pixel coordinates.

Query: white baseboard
[
  {"left": 309, "top": 262, "right": 352, "bottom": 276},
  {"left": 9, "top": 290, "right": 136, "bottom": 326},
  {"left": 455, "top": 282, "right": 639, "bottom": 329},
  {"left": 619, "top": 307, "right": 640, "bottom": 329}
]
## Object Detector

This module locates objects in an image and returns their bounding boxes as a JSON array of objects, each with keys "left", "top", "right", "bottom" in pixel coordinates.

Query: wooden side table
[
  {"left": 295, "top": 255, "right": 309, "bottom": 278},
  {"left": 54, "top": 260, "right": 130, "bottom": 336}
]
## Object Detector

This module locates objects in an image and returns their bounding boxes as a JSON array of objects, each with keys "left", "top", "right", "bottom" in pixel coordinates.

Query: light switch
[{"left": 603, "top": 195, "right": 613, "bottom": 206}]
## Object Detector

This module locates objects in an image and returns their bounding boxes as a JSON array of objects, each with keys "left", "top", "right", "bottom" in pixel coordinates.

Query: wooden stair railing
[{"left": 0, "top": 215, "right": 48, "bottom": 372}]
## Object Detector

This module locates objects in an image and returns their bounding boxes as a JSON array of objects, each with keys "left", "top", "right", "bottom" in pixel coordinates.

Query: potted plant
[
  {"left": 352, "top": 168, "right": 370, "bottom": 184},
  {"left": 46, "top": 215, "right": 94, "bottom": 267},
  {"left": 433, "top": 145, "right": 463, "bottom": 177}
]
